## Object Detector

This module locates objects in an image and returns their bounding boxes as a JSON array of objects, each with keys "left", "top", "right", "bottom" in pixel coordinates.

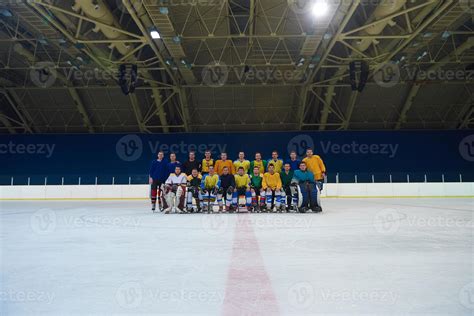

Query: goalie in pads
[
  {"left": 163, "top": 166, "right": 187, "bottom": 214},
  {"left": 291, "top": 162, "right": 322, "bottom": 213}
]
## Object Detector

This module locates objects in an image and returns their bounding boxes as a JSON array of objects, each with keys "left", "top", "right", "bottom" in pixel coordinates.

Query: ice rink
[{"left": 1, "top": 198, "right": 473, "bottom": 315}]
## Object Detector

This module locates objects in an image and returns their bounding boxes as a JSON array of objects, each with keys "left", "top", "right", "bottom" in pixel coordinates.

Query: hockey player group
[{"left": 149, "top": 149, "right": 326, "bottom": 214}]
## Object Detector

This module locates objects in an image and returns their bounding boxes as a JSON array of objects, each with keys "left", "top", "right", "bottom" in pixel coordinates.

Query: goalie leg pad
[
  {"left": 291, "top": 184, "right": 303, "bottom": 208},
  {"left": 162, "top": 185, "right": 172, "bottom": 209},
  {"left": 165, "top": 192, "right": 175, "bottom": 210},
  {"left": 309, "top": 183, "right": 320, "bottom": 209},
  {"left": 177, "top": 186, "right": 186, "bottom": 210}
]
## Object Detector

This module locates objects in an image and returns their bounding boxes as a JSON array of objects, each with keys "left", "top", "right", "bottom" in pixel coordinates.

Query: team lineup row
[
  {"left": 149, "top": 149, "right": 327, "bottom": 180},
  {"left": 148, "top": 149, "right": 327, "bottom": 214}
]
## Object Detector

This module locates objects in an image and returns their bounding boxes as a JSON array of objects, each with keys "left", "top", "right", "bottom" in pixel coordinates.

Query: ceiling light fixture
[
  {"left": 311, "top": 0, "right": 329, "bottom": 17},
  {"left": 149, "top": 27, "right": 161, "bottom": 39}
]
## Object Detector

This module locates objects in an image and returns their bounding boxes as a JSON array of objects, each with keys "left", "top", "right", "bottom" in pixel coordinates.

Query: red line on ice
[{"left": 222, "top": 213, "right": 279, "bottom": 316}]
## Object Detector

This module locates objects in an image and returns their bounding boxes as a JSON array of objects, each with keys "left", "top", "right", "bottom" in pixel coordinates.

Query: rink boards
[{"left": 0, "top": 182, "right": 473, "bottom": 200}]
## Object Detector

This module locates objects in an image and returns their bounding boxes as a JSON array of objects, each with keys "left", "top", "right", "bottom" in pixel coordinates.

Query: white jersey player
[{"left": 163, "top": 166, "right": 187, "bottom": 213}]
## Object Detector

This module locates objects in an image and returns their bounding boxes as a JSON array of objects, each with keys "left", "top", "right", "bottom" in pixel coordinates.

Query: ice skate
[{"left": 312, "top": 206, "right": 323, "bottom": 213}]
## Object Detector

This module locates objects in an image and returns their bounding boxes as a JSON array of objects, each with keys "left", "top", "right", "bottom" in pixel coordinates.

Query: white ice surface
[{"left": 0, "top": 198, "right": 473, "bottom": 315}]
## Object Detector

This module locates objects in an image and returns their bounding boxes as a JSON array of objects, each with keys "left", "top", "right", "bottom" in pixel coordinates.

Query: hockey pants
[
  {"left": 265, "top": 189, "right": 283, "bottom": 208},
  {"left": 233, "top": 188, "right": 252, "bottom": 207},
  {"left": 202, "top": 188, "right": 218, "bottom": 210},
  {"left": 251, "top": 188, "right": 266, "bottom": 206},
  {"left": 217, "top": 186, "right": 234, "bottom": 208},
  {"left": 186, "top": 186, "right": 201, "bottom": 211}
]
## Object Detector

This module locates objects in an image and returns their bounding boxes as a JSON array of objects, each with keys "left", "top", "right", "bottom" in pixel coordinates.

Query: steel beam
[
  {"left": 128, "top": 93, "right": 147, "bottom": 133},
  {"left": 298, "top": 0, "right": 360, "bottom": 130},
  {"left": 0, "top": 111, "right": 16, "bottom": 134},
  {"left": 395, "top": 37, "right": 474, "bottom": 129},
  {"left": 122, "top": 0, "right": 189, "bottom": 132},
  {"left": 459, "top": 107, "right": 473, "bottom": 129},
  {"left": 0, "top": 90, "right": 34, "bottom": 133},
  {"left": 342, "top": 91, "right": 359, "bottom": 130}
]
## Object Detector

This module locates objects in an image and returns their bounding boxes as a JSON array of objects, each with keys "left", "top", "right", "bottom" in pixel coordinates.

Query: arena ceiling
[{"left": 0, "top": 0, "right": 473, "bottom": 134}]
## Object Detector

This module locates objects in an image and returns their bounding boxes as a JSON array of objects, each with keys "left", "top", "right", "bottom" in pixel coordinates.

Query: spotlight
[
  {"left": 149, "top": 27, "right": 161, "bottom": 39},
  {"left": 311, "top": 0, "right": 329, "bottom": 17},
  {"left": 441, "top": 31, "right": 451, "bottom": 40}
]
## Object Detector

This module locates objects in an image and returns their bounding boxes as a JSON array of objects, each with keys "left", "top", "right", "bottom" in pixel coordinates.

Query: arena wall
[{"left": 0, "top": 131, "right": 473, "bottom": 184}]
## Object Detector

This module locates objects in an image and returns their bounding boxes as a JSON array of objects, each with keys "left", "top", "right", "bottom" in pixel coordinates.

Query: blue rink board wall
[{"left": 0, "top": 131, "right": 473, "bottom": 184}]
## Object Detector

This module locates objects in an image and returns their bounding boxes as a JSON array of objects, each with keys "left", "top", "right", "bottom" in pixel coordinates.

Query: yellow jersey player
[
  {"left": 200, "top": 166, "right": 220, "bottom": 213},
  {"left": 250, "top": 152, "right": 267, "bottom": 174},
  {"left": 302, "top": 148, "right": 326, "bottom": 191},
  {"left": 201, "top": 150, "right": 214, "bottom": 174},
  {"left": 267, "top": 150, "right": 283, "bottom": 173},
  {"left": 233, "top": 151, "right": 251, "bottom": 174},
  {"left": 233, "top": 166, "right": 253, "bottom": 212},
  {"left": 262, "top": 163, "right": 283, "bottom": 212}
]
